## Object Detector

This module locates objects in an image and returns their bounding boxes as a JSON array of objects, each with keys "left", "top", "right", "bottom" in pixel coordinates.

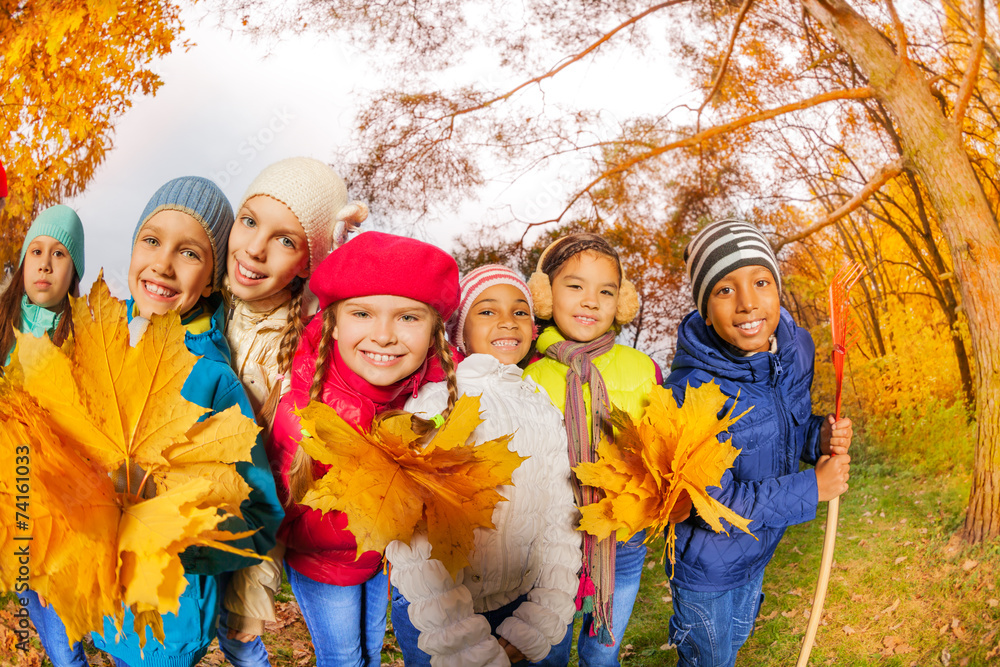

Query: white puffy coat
[{"left": 387, "top": 354, "right": 582, "bottom": 666}]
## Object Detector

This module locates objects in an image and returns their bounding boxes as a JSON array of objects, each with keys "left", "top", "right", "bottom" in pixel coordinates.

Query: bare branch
[
  {"left": 697, "top": 0, "right": 755, "bottom": 126},
  {"left": 952, "top": 0, "right": 985, "bottom": 125},
  {"left": 429, "top": 0, "right": 691, "bottom": 123},
  {"left": 772, "top": 158, "right": 905, "bottom": 252},
  {"left": 515, "top": 87, "right": 876, "bottom": 241},
  {"left": 885, "top": 0, "right": 908, "bottom": 61}
]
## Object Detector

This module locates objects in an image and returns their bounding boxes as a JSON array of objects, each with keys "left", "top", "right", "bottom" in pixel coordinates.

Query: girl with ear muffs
[{"left": 523, "top": 233, "right": 667, "bottom": 667}]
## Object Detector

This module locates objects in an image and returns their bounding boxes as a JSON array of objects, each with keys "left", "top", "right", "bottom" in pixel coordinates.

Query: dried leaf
[
  {"left": 574, "top": 382, "right": 754, "bottom": 566},
  {"left": 0, "top": 276, "right": 262, "bottom": 645},
  {"left": 296, "top": 394, "right": 525, "bottom": 576}
]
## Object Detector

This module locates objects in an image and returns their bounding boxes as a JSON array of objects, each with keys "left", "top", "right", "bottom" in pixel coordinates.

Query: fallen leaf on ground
[
  {"left": 843, "top": 625, "right": 855, "bottom": 635},
  {"left": 961, "top": 559, "right": 979, "bottom": 571}
]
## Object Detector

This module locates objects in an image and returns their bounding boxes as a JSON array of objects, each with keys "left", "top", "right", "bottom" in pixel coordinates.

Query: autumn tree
[
  {"left": 224, "top": 0, "right": 1000, "bottom": 542},
  {"left": 0, "top": 0, "right": 186, "bottom": 268}
]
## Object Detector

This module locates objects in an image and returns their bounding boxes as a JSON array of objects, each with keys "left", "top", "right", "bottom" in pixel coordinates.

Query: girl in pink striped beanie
[{"left": 386, "top": 263, "right": 582, "bottom": 666}]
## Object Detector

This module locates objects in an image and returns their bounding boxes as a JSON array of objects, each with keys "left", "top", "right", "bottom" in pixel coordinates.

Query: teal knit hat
[
  {"left": 20, "top": 204, "right": 86, "bottom": 280},
  {"left": 133, "top": 176, "right": 235, "bottom": 290}
]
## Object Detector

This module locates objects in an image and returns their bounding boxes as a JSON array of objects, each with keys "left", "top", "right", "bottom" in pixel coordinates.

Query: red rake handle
[{"left": 797, "top": 261, "right": 863, "bottom": 667}]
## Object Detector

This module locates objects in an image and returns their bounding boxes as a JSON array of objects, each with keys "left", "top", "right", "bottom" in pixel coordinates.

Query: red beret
[{"left": 310, "top": 231, "right": 460, "bottom": 320}]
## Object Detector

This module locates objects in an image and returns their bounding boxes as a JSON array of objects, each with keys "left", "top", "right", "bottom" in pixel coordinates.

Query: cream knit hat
[{"left": 238, "top": 157, "right": 368, "bottom": 272}]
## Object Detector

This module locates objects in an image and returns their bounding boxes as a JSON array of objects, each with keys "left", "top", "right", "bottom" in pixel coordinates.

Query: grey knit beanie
[
  {"left": 684, "top": 219, "right": 782, "bottom": 318},
  {"left": 133, "top": 176, "right": 235, "bottom": 290}
]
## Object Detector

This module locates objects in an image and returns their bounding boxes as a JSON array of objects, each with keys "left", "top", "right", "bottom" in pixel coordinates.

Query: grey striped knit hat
[
  {"left": 133, "top": 176, "right": 235, "bottom": 290},
  {"left": 684, "top": 219, "right": 781, "bottom": 317}
]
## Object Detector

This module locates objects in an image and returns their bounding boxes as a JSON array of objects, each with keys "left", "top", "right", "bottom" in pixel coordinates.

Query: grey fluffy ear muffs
[{"left": 527, "top": 238, "right": 641, "bottom": 326}]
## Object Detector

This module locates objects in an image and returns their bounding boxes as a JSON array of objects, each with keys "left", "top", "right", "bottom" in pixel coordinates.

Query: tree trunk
[{"left": 801, "top": 0, "right": 1000, "bottom": 542}]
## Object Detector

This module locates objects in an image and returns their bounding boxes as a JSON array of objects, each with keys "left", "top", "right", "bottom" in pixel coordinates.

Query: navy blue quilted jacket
[{"left": 665, "top": 307, "right": 824, "bottom": 592}]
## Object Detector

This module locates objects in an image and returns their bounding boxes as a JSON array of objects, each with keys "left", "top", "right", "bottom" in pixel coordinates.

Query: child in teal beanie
[
  {"left": 1, "top": 203, "right": 85, "bottom": 363},
  {"left": 3, "top": 203, "right": 89, "bottom": 667}
]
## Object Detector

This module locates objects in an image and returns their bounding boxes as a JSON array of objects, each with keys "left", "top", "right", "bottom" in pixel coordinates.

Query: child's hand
[
  {"left": 820, "top": 415, "right": 853, "bottom": 456},
  {"left": 498, "top": 637, "right": 527, "bottom": 664},
  {"left": 815, "top": 454, "right": 851, "bottom": 502},
  {"left": 226, "top": 628, "right": 259, "bottom": 643}
]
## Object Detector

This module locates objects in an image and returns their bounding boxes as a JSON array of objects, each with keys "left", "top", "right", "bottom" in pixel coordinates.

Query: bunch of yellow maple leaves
[
  {"left": 295, "top": 396, "right": 526, "bottom": 576},
  {"left": 575, "top": 382, "right": 757, "bottom": 569},
  {"left": 0, "top": 276, "right": 262, "bottom": 647}
]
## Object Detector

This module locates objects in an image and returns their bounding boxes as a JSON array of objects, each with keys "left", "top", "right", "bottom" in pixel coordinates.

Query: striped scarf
[{"left": 545, "top": 330, "right": 618, "bottom": 645}]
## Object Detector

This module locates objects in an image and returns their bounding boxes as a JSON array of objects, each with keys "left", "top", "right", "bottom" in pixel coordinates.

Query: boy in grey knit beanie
[{"left": 128, "top": 176, "right": 234, "bottom": 320}]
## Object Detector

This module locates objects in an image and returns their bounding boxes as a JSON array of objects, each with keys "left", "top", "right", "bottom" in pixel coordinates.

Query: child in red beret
[{"left": 268, "top": 231, "right": 461, "bottom": 667}]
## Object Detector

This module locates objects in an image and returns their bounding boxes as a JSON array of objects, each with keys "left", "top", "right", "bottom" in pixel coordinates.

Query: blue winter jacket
[
  {"left": 93, "top": 296, "right": 283, "bottom": 667},
  {"left": 665, "top": 307, "right": 824, "bottom": 592}
]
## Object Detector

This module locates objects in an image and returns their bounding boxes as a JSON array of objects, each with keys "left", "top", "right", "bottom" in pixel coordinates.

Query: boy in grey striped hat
[
  {"left": 664, "top": 218, "right": 853, "bottom": 667},
  {"left": 683, "top": 218, "right": 783, "bottom": 355}
]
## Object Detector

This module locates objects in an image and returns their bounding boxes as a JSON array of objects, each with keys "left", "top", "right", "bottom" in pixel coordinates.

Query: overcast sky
[{"left": 64, "top": 5, "right": 693, "bottom": 297}]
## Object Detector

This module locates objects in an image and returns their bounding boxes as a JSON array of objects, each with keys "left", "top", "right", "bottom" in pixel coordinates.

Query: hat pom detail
[
  {"left": 528, "top": 271, "right": 553, "bottom": 319},
  {"left": 333, "top": 201, "right": 369, "bottom": 249},
  {"left": 615, "top": 278, "right": 640, "bottom": 325}
]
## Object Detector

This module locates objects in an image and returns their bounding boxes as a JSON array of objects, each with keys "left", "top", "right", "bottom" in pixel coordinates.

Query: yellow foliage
[
  {"left": 0, "top": 0, "right": 185, "bottom": 265},
  {"left": 0, "top": 276, "right": 262, "bottom": 646},
  {"left": 574, "top": 383, "right": 755, "bottom": 569},
  {"left": 295, "top": 396, "right": 525, "bottom": 576}
]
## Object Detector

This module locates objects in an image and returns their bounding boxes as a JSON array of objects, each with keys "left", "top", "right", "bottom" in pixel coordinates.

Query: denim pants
[
  {"left": 286, "top": 564, "right": 388, "bottom": 667},
  {"left": 213, "top": 571, "right": 271, "bottom": 667},
  {"left": 545, "top": 530, "right": 648, "bottom": 667},
  {"left": 23, "top": 590, "right": 88, "bottom": 667},
  {"left": 668, "top": 569, "right": 766, "bottom": 667},
  {"left": 391, "top": 587, "right": 572, "bottom": 666}
]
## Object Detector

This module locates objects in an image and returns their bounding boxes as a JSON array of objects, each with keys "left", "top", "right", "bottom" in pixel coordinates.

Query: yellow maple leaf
[
  {"left": 295, "top": 395, "right": 525, "bottom": 576},
  {"left": 0, "top": 275, "right": 264, "bottom": 646},
  {"left": 574, "top": 381, "right": 756, "bottom": 571}
]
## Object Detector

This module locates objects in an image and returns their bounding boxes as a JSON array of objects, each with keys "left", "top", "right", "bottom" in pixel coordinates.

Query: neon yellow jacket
[{"left": 524, "top": 326, "right": 658, "bottom": 429}]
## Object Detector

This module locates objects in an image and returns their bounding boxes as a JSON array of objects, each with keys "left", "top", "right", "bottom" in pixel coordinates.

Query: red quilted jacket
[{"left": 268, "top": 314, "right": 450, "bottom": 585}]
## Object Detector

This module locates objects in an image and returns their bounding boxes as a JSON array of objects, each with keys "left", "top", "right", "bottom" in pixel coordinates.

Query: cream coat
[
  {"left": 222, "top": 291, "right": 293, "bottom": 634},
  {"left": 387, "top": 354, "right": 582, "bottom": 666}
]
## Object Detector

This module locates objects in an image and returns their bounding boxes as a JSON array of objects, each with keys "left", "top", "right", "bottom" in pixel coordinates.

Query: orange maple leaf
[
  {"left": 0, "top": 275, "right": 263, "bottom": 647},
  {"left": 574, "top": 381, "right": 756, "bottom": 571},
  {"left": 295, "top": 395, "right": 525, "bottom": 576}
]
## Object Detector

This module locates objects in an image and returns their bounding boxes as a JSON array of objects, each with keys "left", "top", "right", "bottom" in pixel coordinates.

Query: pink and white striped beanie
[{"left": 449, "top": 264, "right": 534, "bottom": 354}]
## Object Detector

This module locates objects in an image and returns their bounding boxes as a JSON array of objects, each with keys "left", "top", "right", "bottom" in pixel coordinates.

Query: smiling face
[
  {"left": 550, "top": 250, "right": 620, "bottom": 343},
  {"left": 462, "top": 283, "right": 533, "bottom": 365},
  {"left": 333, "top": 295, "right": 436, "bottom": 386},
  {"left": 704, "top": 264, "right": 781, "bottom": 354},
  {"left": 227, "top": 195, "right": 310, "bottom": 303},
  {"left": 22, "top": 236, "right": 75, "bottom": 310},
  {"left": 128, "top": 210, "right": 215, "bottom": 318}
]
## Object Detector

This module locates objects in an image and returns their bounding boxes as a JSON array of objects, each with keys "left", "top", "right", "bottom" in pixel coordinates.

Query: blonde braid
[
  {"left": 286, "top": 306, "right": 336, "bottom": 505},
  {"left": 276, "top": 282, "right": 306, "bottom": 375},
  {"left": 258, "top": 284, "right": 306, "bottom": 429},
  {"left": 433, "top": 319, "right": 459, "bottom": 420},
  {"left": 310, "top": 308, "right": 337, "bottom": 401}
]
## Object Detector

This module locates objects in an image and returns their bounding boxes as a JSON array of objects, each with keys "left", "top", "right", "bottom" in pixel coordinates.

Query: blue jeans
[
  {"left": 668, "top": 569, "right": 766, "bottom": 667},
  {"left": 216, "top": 609, "right": 271, "bottom": 667},
  {"left": 286, "top": 564, "right": 388, "bottom": 667},
  {"left": 391, "top": 588, "right": 571, "bottom": 666},
  {"left": 215, "top": 571, "right": 271, "bottom": 667},
  {"left": 546, "top": 530, "right": 648, "bottom": 667},
  {"left": 23, "top": 590, "right": 88, "bottom": 667}
]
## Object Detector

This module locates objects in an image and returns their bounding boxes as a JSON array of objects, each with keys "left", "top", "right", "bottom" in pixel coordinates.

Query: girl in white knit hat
[
  {"left": 386, "top": 264, "right": 583, "bottom": 666},
  {"left": 218, "top": 157, "right": 367, "bottom": 665}
]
